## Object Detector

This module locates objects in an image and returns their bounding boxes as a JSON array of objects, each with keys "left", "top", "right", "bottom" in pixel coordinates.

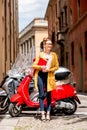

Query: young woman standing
[{"left": 32, "top": 39, "right": 59, "bottom": 121}]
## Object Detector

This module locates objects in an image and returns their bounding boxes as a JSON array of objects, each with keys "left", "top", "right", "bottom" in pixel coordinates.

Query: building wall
[
  {"left": 45, "top": 0, "right": 59, "bottom": 61},
  {"left": 19, "top": 18, "right": 48, "bottom": 66},
  {"left": 45, "top": 0, "right": 87, "bottom": 92},
  {"left": 57, "top": 0, "right": 69, "bottom": 67},
  {"left": 68, "top": 0, "right": 87, "bottom": 92},
  {"left": 45, "top": 0, "right": 68, "bottom": 66},
  {"left": 0, "top": 0, "right": 18, "bottom": 82},
  {"left": 35, "top": 29, "right": 48, "bottom": 56}
]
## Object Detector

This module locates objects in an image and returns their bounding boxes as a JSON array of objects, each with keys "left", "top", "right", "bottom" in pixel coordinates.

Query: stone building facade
[
  {"left": 19, "top": 18, "right": 48, "bottom": 66},
  {"left": 0, "top": 0, "right": 19, "bottom": 82},
  {"left": 45, "top": 0, "right": 59, "bottom": 59},
  {"left": 45, "top": 0, "right": 68, "bottom": 65},
  {"left": 68, "top": 0, "right": 87, "bottom": 92},
  {"left": 45, "top": 0, "right": 87, "bottom": 92}
]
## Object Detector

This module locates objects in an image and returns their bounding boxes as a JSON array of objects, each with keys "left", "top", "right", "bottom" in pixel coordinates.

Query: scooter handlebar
[{"left": 29, "top": 68, "right": 35, "bottom": 78}]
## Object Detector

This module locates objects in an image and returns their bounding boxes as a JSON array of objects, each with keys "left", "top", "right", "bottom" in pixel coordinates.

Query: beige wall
[
  {"left": 0, "top": 0, "right": 18, "bottom": 82},
  {"left": 19, "top": 18, "right": 48, "bottom": 66},
  {"left": 35, "top": 30, "right": 48, "bottom": 56}
]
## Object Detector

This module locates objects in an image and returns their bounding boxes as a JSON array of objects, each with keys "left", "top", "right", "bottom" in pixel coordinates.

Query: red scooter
[{"left": 8, "top": 67, "right": 81, "bottom": 117}]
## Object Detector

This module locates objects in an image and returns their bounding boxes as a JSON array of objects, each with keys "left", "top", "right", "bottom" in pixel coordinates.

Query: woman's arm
[{"left": 32, "top": 55, "right": 42, "bottom": 70}]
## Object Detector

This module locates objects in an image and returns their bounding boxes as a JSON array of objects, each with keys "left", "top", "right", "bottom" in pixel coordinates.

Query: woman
[{"left": 32, "top": 39, "right": 59, "bottom": 121}]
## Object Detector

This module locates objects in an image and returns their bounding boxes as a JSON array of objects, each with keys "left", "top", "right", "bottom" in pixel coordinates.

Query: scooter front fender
[
  {"left": 10, "top": 94, "right": 24, "bottom": 106},
  {"left": 73, "top": 95, "right": 81, "bottom": 104}
]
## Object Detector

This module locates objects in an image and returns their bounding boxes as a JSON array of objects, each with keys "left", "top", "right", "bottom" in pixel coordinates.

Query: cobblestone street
[
  {"left": 15, "top": 113, "right": 87, "bottom": 130},
  {"left": 0, "top": 111, "right": 87, "bottom": 130},
  {"left": 0, "top": 94, "right": 87, "bottom": 130},
  {"left": 0, "top": 0, "right": 87, "bottom": 129}
]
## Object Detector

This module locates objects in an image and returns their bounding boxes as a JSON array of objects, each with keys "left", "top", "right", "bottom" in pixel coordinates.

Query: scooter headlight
[{"left": 74, "top": 90, "right": 77, "bottom": 94}]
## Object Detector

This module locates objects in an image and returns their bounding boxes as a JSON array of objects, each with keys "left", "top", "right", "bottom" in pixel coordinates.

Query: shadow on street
[{"left": 0, "top": 114, "right": 6, "bottom": 122}]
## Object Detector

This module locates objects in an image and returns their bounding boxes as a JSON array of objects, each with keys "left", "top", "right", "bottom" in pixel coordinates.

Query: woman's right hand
[
  {"left": 41, "top": 66, "right": 47, "bottom": 72},
  {"left": 41, "top": 65, "right": 46, "bottom": 69}
]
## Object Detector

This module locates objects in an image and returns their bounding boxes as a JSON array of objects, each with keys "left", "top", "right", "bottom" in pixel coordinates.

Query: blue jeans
[{"left": 38, "top": 71, "right": 51, "bottom": 112}]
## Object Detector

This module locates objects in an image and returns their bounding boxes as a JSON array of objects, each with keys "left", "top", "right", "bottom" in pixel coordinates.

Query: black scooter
[
  {"left": 0, "top": 76, "right": 34, "bottom": 114},
  {"left": 0, "top": 76, "right": 20, "bottom": 114},
  {"left": 0, "top": 75, "right": 10, "bottom": 114},
  {"left": 0, "top": 53, "right": 28, "bottom": 114}
]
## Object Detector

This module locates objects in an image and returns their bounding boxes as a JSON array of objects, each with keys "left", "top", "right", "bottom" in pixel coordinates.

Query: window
[
  {"left": 64, "top": 6, "right": 67, "bottom": 26},
  {"left": 71, "top": 42, "right": 74, "bottom": 66},
  {"left": 24, "top": 43, "right": 26, "bottom": 55},
  {"left": 78, "top": 0, "right": 80, "bottom": 17},
  {"left": 21, "top": 44, "right": 23, "bottom": 54},
  {"left": 58, "top": 17, "right": 61, "bottom": 30},
  {"left": 70, "top": 8, "right": 73, "bottom": 26},
  {"left": 30, "top": 39, "right": 32, "bottom": 48},
  {"left": 56, "top": 4, "right": 57, "bottom": 18},
  {"left": 85, "top": 31, "right": 87, "bottom": 60},
  {"left": 52, "top": 32, "right": 55, "bottom": 44},
  {"left": 26, "top": 40, "right": 29, "bottom": 54},
  {"left": 66, "top": 51, "right": 69, "bottom": 67},
  {"left": 61, "top": 12, "right": 63, "bottom": 28}
]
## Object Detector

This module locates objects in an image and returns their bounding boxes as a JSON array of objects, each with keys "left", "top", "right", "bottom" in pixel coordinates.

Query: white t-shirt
[{"left": 43, "top": 53, "right": 52, "bottom": 70}]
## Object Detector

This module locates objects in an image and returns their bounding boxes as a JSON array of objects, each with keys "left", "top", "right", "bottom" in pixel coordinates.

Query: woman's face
[{"left": 44, "top": 41, "right": 52, "bottom": 52}]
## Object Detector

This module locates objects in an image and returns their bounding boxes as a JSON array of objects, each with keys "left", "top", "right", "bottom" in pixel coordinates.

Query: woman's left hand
[{"left": 42, "top": 68, "right": 49, "bottom": 72}]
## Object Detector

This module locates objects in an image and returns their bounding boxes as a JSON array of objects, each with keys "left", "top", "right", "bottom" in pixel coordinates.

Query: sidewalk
[{"left": 77, "top": 92, "right": 87, "bottom": 101}]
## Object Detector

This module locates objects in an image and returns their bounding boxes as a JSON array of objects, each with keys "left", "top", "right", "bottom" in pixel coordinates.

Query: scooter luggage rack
[
  {"left": 56, "top": 78, "right": 70, "bottom": 86},
  {"left": 55, "top": 73, "right": 74, "bottom": 86},
  {"left": 55, "top": 67, "right": 76, "bottom": 86}
]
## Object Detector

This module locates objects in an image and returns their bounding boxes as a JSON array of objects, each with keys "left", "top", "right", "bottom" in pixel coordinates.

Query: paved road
[{"left": 0, "top": 95, "right": 87, "bottom": 130}]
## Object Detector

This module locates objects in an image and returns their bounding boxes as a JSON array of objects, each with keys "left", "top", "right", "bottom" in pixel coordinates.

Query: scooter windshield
[{"left": 7, "top": 53, "right": 32, "bottom": 78}]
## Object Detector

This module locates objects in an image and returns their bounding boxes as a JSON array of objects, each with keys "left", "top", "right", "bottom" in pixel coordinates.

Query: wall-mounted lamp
[{"left": 57, "top": 30, "right": 65, "bottom": 41}]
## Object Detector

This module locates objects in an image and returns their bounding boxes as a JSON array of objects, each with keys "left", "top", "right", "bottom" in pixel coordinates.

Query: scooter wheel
[
  {"left": 63, "top": 99, "right": 77, "bottom": 115},
  {"left": 0, "top": 97, "right": 9, "bottom": 114},
  {"left": 9, "top": 103, "right": 22, "bottom": 117}
]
